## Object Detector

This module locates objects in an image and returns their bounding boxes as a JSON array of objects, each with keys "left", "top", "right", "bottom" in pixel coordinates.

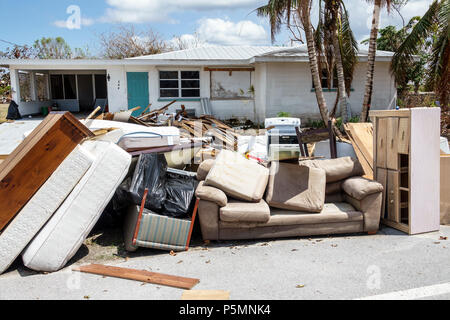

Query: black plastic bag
[
  {"left": 129, "top": 153, "right": 168, "bottom": 212},
  {"left": 163, "top": 170, "right": 198, "bottom": 218},
  {"left": 6, "top": 101, "right": 22, "bottom": 120}
]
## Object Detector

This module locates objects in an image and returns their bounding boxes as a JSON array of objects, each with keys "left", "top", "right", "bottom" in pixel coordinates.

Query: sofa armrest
[
  {"left": 195, "top": 181, "right": 228, "bottom": 207},
  {"left": 197, "top": 200, "right": 220, "bottom": 240},
  {"left": 342, "top": 176, "right": 383, "bottom": 201},
  {"left": 344, "top": 192, "right": 383, "bottom": 233}
]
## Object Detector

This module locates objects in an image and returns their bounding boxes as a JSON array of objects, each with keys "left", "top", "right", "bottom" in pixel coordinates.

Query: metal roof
[
  {"left": 127, "top": 46, "right": 284, "bottom": 61},
  {"left": 0, "top": 46, "right": 395, "bottom": 68}
]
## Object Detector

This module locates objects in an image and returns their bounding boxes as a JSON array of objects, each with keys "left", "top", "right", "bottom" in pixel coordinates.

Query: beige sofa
[{"left": 195, "top": 156, "right": 384, "bottom": 241}]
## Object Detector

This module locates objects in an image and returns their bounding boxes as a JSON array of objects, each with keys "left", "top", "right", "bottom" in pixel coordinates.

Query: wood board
[
  {"left": 73, "top": 264, "right": 200, "bottom": 290},
  {"left": 0, "top": 112, "right": 93, "bottom": 231},
  {"left": 344, "top": 123, "right": 374, "bottom": 179}
]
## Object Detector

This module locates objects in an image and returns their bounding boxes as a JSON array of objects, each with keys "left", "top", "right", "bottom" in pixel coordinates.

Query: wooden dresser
[{"left": 370, "top": 108, "right": 441, "bottom": 234}]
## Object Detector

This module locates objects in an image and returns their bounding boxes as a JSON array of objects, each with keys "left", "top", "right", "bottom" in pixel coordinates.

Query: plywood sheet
[{"left": 344, "top": 123, "right": 374, "bottom": 179}]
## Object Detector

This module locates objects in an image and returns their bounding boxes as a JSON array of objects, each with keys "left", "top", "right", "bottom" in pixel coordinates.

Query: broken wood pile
[
  {"left": 343, "top": 123, "right": 374, "bottom": 180},
  {"left": 172, "top": 115, "right": 239, "bottom": 151}
]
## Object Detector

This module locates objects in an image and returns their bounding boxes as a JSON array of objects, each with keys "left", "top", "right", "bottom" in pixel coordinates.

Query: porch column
[{"left": 9, "top": 69, "right": 20, "bottom": 103}]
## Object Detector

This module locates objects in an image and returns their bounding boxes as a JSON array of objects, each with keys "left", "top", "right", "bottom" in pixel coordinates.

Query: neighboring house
[{"left": 0, "top": 46, "right": 396, "bottom": 123}]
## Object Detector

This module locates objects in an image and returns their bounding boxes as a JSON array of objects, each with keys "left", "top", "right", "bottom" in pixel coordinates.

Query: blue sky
[{"left": 0, "top": 0, "right": 433, "bottom": 56}]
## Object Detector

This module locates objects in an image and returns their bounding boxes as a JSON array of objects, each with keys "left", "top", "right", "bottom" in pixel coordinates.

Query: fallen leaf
[
  {"left": 291, "top": 249, "right": 298, "bottom": 252},
  {"left": 169, "top": 251, "right": 177, "bottom": 256},
  {"left": 316, "top": 240, "right": 323, "bottom": 242},
  {"left": 296, "top": 285, "right": 305, "bottom": 288},
  {"left": 205, "top": 260, "right": 211, "bottom": 264},
  {"left": 84, "top": 295, "right": 90, "bottom": 300},
  {"left": 439, "top": 236, "right": 448, "bottom": 240},
  {"left": 331, "top": 244, "right": 338, "bottom": 248},
  {"left": 434, "top": 242, "right": 441, "bottom": 244},
  {"left": 260, "top": 243, "right": 269, "bottom": 246},
  {"left": 177, "top": 260, "right": 183, "bottom": 264}
]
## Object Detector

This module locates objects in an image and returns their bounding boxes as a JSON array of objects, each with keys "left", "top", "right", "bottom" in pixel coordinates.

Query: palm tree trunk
[
  {"left": 300, "top": 7, "right": 329, "bottom": 124},
  {"left": 361, "top": 0, "right": 381, "bottom": 122},
  {"left": 331, "top": 9, "right": 349, "bottom": 123}
]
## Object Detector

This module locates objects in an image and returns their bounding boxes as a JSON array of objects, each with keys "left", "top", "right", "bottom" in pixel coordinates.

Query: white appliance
[{"left": 265, "top": 118, "right": 301, "bottom": 161}]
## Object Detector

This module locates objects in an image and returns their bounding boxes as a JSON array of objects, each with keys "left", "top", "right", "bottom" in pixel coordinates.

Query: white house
[{"left": 0, "top": 46, "right": 397, "bottom": 123}]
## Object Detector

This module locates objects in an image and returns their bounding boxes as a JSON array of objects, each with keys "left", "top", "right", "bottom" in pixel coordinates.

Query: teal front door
[{"left": 127, "top": 72, "right": 149, "bottom": 117}]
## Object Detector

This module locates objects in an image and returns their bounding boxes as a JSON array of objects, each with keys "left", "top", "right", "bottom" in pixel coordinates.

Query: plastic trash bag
[
  {"left": 129, "top": 153, "right": 168, "bottom": 212},
  {"left": 164, "top": 170, "right": 198, "bottom": 218},
  {"left": 6, "top": 101, "right": 22, "bottom": 120}
]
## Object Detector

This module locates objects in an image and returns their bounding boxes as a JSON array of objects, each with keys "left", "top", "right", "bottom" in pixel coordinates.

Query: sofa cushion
[
  {"left": 197, "top": 159, "right": 215, "bottom": 181},
  {"left": 220, "top": 200, "right": 270, "bottom": 223},
  {"left": 299, "top": 157, "right": 364, "bottom": 183},
  {"left": 205, "top": 150, "right": 269, "bottom": 202},
  {"left": 195, "top": 181, "right": 228, "bottom": 207},
  {"left": 342, "top": 176, "right": 384, "bottom": 200},
  {"left": 219, "top": 202, "right": 362, "bottom": 228},
  {"left": 265, "top": 162, "right": 326, "bottom": 213}
]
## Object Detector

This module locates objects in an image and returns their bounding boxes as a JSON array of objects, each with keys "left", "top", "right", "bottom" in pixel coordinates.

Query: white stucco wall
[
  {"left": 9, "top": 60, "right": 396, "bottom": 121},
  {"left": 262, "top": 61, "right": 396, "bottom": 122}
]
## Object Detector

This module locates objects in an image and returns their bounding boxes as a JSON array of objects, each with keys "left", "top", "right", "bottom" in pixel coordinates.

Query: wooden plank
[
  {"left": 182, "top": 290, "right": 230, "bottom": 300},
  {"left": 386, "top": 117, "right": 399, "bottom": 170},
  {"left": 376, "top": 168, "right": 388, "bottom": 219},
  {"left": 0, "top": 112, "right": 93, "bottom": 231},
  {"left": 382, "top": 219, "right": 410, "bottom": 234},
  {"left": 376, "top": 118, "right": 388, "bottom": 168},
  {"left": 344, "top": 123, "right": 374, "bottom": 167},
  {"left": 386, "top": 170, "right": 400, "bottom": 223},
  {"left": 397, "top": 117, "right": 410, "bottom": 154},
  {"left": 370, "top": 109, "right": 411, "bottom": 118},
  {"left": 73, "top": 264, "right": 200, "bottom": 290},
  {"left": 345, "top": 132, "right": 373, "bottom": 179}
]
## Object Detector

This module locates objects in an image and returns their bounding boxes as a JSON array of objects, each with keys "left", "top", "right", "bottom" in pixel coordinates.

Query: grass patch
[{"left": 0, "top": 104, "right": 8, "bottom": 123}]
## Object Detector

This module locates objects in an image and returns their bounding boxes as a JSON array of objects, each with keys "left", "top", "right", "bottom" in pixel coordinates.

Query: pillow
[
  {"left": 197, "top": 159, "right": 215, "bottom": 181},
  {"left": 299, "top": 157, "right": 364, "bottom": 183},
  {"left": 204, "top": 150, "right": 269, "bottom": 202},
  {"left": 266, "top": 162, "right": 326, "bottom": 213}
]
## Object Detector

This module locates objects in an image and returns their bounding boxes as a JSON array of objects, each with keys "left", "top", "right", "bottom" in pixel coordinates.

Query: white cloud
[
  {"left": 102, "top": 0, "right": 266, "bottom": 23},
  {"left": 195, "top": 18, "right": 268, "bottom": 45}
]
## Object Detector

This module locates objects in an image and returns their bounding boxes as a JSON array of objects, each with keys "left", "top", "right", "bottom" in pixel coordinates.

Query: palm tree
[
  {"left": 315, "top": 0, "right": 358, "bottom": 122},
  {"left": 257, "top": 0, "right": 330, "bottom": 124},
  {"left": 392, "top": 0, "right": 449, "bottom": 107},
  {"left": 360, "top": 0, "right": 392, "bottom": 122}
]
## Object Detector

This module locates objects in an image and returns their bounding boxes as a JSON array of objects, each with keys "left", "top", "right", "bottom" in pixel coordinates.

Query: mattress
[
  {"left": 0, "top": 145, "right": 94, "bottom": 274},
  {"left": 22, "top": 141, "right": 131, "bottom": 272}
]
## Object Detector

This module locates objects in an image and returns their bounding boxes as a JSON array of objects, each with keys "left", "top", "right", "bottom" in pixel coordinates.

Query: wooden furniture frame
[
  {"left": 0, "top": 112, "right": 93, "bottom": 231},
  {"left": 370, "top": 108, "right": 440, "bottom": 234},
  {"left": 295, "top": 120, "right": 337, "bottom": 159}
]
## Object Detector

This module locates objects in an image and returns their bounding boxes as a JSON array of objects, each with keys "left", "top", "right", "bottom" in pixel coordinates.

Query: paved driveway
[{"left": 1, "top": 225, "right": 449, "bottom": 300}]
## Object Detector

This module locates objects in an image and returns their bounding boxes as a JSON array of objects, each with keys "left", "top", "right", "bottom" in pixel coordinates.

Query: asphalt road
[{"left": 0, "top": 225, "right": 449, "bottom": 300}]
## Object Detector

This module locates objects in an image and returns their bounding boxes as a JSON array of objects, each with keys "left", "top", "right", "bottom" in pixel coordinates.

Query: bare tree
[
  {"left": 170, "top": 33, "right": 206, "bottom": 50},
  {"left": 99, "top": 25, "right": 171, "bottom": 59}
]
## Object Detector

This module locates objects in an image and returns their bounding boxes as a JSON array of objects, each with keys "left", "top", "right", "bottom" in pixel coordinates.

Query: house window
[
  {"left": 95, "top": 74, "right": 107, "bottom": 99},
  {"left": 35, "top": 73, "right": 49, "bottom": 101},
  {"left": 18, "top": 71, "right": 32, "bottom": 102},
  {"left": 50, "top": 75, "right": 64, "bottom": 99},
  {"left": 159, "top": 70, "right": 200, "bottom": 98},
  {"left": 64, "top": 75, "right": 77, "bottom": 99},
  {"left": 313, "top": 69, "right": 338, "bottom": 90},
  {"left": 51, "top": 75, "right": 78, "bottom": 99}
]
